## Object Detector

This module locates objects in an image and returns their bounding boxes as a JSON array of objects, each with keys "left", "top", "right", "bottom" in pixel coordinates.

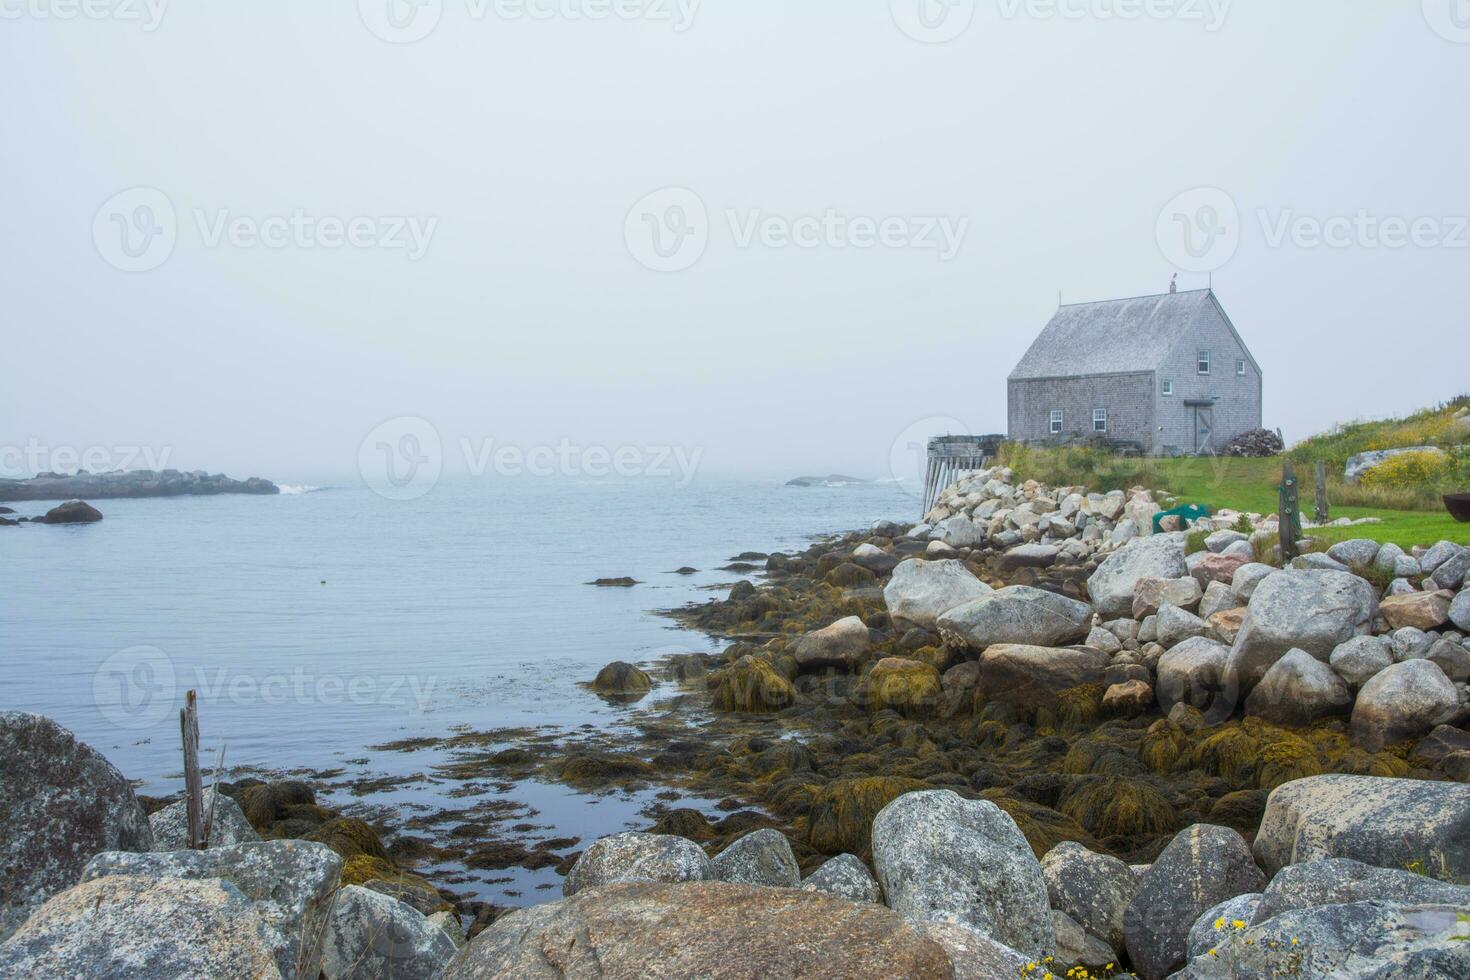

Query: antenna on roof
[
  {"left": 1058, "top": 289, "right": 1062, "bottom": 307},
  {"left": 1169, "top": 273, "right": 1178, "bottom": 294},
  {"left": 1208, "top": 271, "right": 1213, "bottom": 291}
]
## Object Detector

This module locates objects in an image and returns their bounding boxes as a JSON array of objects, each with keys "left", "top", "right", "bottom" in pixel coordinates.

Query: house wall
[
  {"left": 1008, "top": 372, "right": 1157, "bottom": 451},
  {"left": 1153, "top": 297, "right": 1263, "bottom": 454}
]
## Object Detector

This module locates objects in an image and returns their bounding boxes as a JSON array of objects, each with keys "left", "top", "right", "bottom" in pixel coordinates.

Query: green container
[{"left": 1153, "top": 503, "right": 1212, "bottom": 533}]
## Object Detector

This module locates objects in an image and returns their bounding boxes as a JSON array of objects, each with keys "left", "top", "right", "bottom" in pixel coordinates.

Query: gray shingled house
[{"left": 1007, "top": 288, "right": 1261, "bottom": 455}]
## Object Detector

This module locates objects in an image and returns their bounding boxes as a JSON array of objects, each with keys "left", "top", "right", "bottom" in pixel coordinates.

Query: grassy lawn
[{"left": 1142, "top": 456, "right": 1468, "bottom": 550}]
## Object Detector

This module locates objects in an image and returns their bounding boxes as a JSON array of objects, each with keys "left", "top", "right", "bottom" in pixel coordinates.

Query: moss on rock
[
  {"left": 1058, "top": 777, "right": 1175, "bottom": 840},
  {"left": 712, "top": 656, "right": 798, "bottom": 713},
  {"left": 804, "top": 777, "right": 927, "bottom": 858}
]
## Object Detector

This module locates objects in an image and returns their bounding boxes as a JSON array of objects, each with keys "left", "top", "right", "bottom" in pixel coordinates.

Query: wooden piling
[{"left": 181, "top": 690, "right": 204, "bottom": 850}]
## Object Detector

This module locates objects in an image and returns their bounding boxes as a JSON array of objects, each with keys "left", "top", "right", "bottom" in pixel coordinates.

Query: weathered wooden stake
[
  {"left": 180, "top": 690, "right": 204, "bottom": 850},
  {"left": 203, "top": 743, "right": 226, "bottom": 848},
  {"left": 1278, "top": 461, "right": 1301, "bottom": 563},
  {"left": 1314, "top": 459, "right": 1330, "bottom": 525}
]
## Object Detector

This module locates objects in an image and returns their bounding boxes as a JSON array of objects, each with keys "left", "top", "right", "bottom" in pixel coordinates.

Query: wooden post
[
  {"left": 1314, "top": 459, "right": 1330, "bottom": 525},
  {"left": 180, "top": 690, "right": 204, "bottom": 850},
  {"left": 203, "top": 743, "right": 226, "bottom": 849},
  {"left": 1278, "top": 461, "right": 1301, "bottom": 563}
]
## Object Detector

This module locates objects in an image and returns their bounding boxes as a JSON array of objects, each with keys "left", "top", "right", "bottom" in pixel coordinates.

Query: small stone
[
  {"left": 710, "top": 828, "right": 799, "bottom": 888},
  {"left": 799, "top": 853, "right": 881, "bottom": 903},
  {"left": 563, "top": 832, "right": 711, "bottom": 897}
]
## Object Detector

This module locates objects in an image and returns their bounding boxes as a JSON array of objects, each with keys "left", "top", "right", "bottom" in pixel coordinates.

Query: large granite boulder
[
  {"left": 799, "top": 853, "right": 882, "bottom": 903},
  {"left": 1172, "top": 900, "right": 1470, "bottom": 979},
  {"left": 81, "top": 839, "right": 342, "bottom": 979},
  {"left": 883, "top": 559, "right": 990, "bottom": 630},
  {"left": 440, "top": 880, "right": 955, "bottom": 978},
  {"left": 935, "top": 585, "right": 1093, "bottom": 650},
  {"left": 1040, "top": 840, "right": 1137, "bottom": 952},
  {"left": 932, "top": 515, "right": 982, "bottom": 548},
  {"left": 1450, "top": 588, "right": 1470, "bottom": 631},
  {"left": 977, "top": 644, "right": 1109, "bottom": 706},
  {"left": 563, "top": 832, "right": 711, "bottom": 896},
  {"left": 1123, "top": 824, "right": 1266, "bottom": 980},
  {"left": 320, "top": 885, "right": 456, "bottom": 980},
  {"left": 915, "top": 920, "right": 1028, "bottom": 980},
  {"left": 1328, "top": 635, "right": 1393, "bottom": 690},
  {"left": 1223, "top": 570, "right": 1376, "bottom": 692},
  {"left": 791, "top": 616, "right": 872, "bottom": 672},
  {"left": 1156, "top": 603, "right": 1208, "bottom": 648},
  {"left": 1252, "top": 858, "right": 1470, "bottom": 924},
  {"left": 0, "top": 875, "right": 281, "bottom": 979},
  {"left": 1088, "top": 536, "right": 1188, "bottom": 618},
  {"left": 1254, "top": 774, "right": 1470, "bottom": 882},
  {"left": 1184, "top": 892, "right": 1261, "bottom": 962},
  {"left": 871, "top": 789, "right": 1052, "bottom": 957},
  {"left": 1351, "top": 659, "right": 1459, "bottom": 751},
  {"left": 850, "top": 542, "right": 898, "bottom": 575},
  {"left": 1229, "top": 562, "right": 1274, "bottom": 603},
  {"left": 1243, "top": 648, "right": 1353, "bottom": 726},
  {"left": 710, "top": 828, "right": 799, "bottom": 887},
  {"left": 149, "top": 795, "right": 261, "bottom": 850},
  {"left": 1133, "top": 580, "right": 1198, "bottom": 624},
  {"left": 1429, "top": 546, "right": 1470, "bottom": 590},
  {"left": 1379, "top": 590, "right": 1454, "bottom": 631},
  {"left": 0, "top": 712, "right": 154, "bottom": 940},
  {"left": 1155, "top": 636, "right": 1231, "bottom": 715}
]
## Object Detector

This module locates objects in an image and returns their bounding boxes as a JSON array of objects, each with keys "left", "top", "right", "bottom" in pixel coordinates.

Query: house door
[{"left": 1193, "top": 405, "right": 1214, "bottom": 453}]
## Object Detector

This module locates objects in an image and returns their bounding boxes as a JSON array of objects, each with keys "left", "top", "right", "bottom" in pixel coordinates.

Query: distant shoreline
[{"left": 0, "top": 469, "right": 279, "bottom": 502}]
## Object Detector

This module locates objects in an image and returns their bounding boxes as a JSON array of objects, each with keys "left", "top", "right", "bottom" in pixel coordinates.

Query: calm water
[{"left": 1, "top": 476, "right": 911, "bottom": 904}]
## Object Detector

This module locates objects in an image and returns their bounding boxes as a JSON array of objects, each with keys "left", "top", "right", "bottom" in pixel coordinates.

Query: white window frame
[
  {"left": 1049, "top": 410, "right": 1063, "bottom": 435},
  {"left": 1093, "top": 408, "right": 1108, "bottom": 433},
  {"left": 1236, "top": 358, "right": 1246, "bottom": 376},
  {"left": 1162, "top": 379, "right": 1174, "bottom": 396},
  {"left": 1197, "top": 350, "right": 1211, "bottom": 375}
]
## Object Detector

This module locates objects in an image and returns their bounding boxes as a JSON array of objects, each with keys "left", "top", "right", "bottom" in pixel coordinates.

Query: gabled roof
[{"left": 1009, "top": 288, "right": 1219, "bottom": 380}]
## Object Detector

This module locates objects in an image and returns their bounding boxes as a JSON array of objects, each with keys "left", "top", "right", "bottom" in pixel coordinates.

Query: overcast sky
[{"left": 3, "top": 1, "right": 1467, "bottom": 486}]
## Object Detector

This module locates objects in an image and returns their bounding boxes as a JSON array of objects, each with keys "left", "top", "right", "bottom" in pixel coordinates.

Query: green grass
[{"left": 1000, "top": 446, "right": 1470, "bottom": 550}]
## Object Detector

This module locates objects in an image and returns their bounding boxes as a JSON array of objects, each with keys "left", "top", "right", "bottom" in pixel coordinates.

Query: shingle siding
[
  {"left": 1008, "top": 290, "right": 1261, "bottom": 456},
  {"left": 1153, "top": 296, "right": 1262, "bottom": 454},
  {"left": 1008, "top": 373, "right": 1156, "bottom": 451}
]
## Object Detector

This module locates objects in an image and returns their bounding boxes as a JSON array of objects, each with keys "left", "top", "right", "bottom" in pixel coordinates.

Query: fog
[{"left": 3, "top": 1, "right": 1467, "bottom": 486}]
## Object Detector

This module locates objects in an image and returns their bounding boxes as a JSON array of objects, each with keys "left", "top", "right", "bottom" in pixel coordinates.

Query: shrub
[{"left": 1359, "top": 450, "right": 1454, "bottom": 490}]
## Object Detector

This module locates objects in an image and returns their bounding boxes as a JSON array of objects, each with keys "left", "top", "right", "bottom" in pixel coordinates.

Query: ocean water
[{"left": 1, "top": 476, "right": 913, "bottom": 904}]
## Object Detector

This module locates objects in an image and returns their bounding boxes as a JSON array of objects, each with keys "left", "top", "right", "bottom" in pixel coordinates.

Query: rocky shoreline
[
  {"left": 3, "top": 465, "right": 1469, "bottom": 977},
  {"left": 0, "top": 468, "right": 279, "bottom": 502}
]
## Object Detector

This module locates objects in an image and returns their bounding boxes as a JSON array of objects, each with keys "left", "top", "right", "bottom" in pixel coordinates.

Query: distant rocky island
[
  {"left": 0, "top": 469, "right": 279, "bottom": 502},
  {"left": 786, "top": 474, "right": 872, "bottom": 487}
]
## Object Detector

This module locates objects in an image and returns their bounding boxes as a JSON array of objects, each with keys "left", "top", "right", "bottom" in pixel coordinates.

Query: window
[
  {"left": 1093, "top": 408, "right": 1107, "bottom": 433},
  {"left": 1236, "top": 359, "right": 1246, "bottom": 376},
  {"left": 1197, "top": 350, "right": 1211, "bottom": 374},
  {"left": 1049, "top": 410, "right": 1063, "bottom": 435},
  {"left": 1162, "top": 379, "right": 1174, "bottom": 396}
]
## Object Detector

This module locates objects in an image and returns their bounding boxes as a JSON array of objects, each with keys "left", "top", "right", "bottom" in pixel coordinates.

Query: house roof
[{"left": 1009, "top": 288, "right": 1223, "bottom": 380}]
